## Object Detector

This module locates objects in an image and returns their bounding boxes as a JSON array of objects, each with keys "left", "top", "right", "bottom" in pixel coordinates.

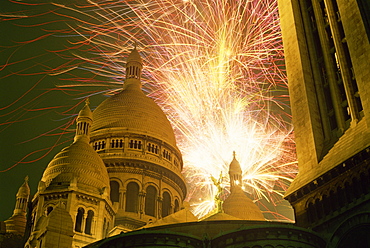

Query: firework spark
[{"left": 2, "top": 0, "right": 297, "bottom": 220}]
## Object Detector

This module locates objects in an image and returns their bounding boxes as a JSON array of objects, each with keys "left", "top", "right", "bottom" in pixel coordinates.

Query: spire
[
  {"left": 13, "top": 176, "right": 30, "bottom": 215},
  {"left": 228, "top": 151, "right": 242, "bottom": 192},
  {"left": 74, "top": 99, "right": 93, "bottom": 143},
  {"left": 125, "top": 42, "right": 143, "bottom": 83}
]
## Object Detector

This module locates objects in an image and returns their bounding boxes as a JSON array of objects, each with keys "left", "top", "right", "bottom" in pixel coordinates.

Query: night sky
[
  {"left": 1, "top": 0, "right": 294, "bottom": 222},
  {"left": 0, "top": 0, "right": 109, "bottom": 221}
]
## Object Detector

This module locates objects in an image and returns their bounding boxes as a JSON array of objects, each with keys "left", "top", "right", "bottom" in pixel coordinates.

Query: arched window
[
  {"left": 110, "top": 181, "right": 120, "bottom": 203},
  {"left": 145, "top": 186, "right": 157, "bottom": 217},
  {"left": 85, "top": 210, "right": 94, "bottom": 235},
  {"left": 46, "top": 206, "right": 53, "bottom": 216},
  {"left": 307, "top": 201, "right": 316, "bottom": 222},
  {"left": 174, "top": 199, "right": 179, "bottom": 213},
  {"left": 162, "top": 192, "right": 171, "bottom": 218},
  {"left": 75, "top": 207, "right": 84, "bottom": 232},
  {"left": 102, "top": 218, "right": 106, "bottom": 238},
  {"left": 125, "top": 182, "right": 139, "bottom": 212}
]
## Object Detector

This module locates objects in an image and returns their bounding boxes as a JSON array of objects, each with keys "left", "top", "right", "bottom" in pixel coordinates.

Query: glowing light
[{"left": 2, "top": 0, "right": 298, "bottom": 221}]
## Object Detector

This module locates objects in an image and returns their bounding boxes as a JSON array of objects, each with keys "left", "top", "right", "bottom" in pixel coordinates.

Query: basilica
[{"left": 2, "top": 0, "right": 370, "bottom": 247}]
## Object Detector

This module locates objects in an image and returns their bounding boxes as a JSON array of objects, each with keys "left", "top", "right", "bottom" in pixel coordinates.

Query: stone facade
[{"left": 278, "top": 0, "right": 370, "bottom": 246}]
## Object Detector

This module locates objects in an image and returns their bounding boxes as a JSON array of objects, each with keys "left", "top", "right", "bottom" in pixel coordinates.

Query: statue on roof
[{"left": 211, "top": 171, "right": 224, "bottom": 213}]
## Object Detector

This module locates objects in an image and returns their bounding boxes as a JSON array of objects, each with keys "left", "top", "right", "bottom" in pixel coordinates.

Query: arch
[
  {"left": 102, "top": 218, "right": 107, "bottom": 238},
  {"left": 46, "top": 206, "right": 53, "bottom": 216},
  {"left": 360, "top": 171, "right": 369, "bottom": 194},
  {"left": 306, "top": 197, "right": 316, "bottom": 222},
  {"left": 145, "top": 185, "right": 157, "bottom": 217},
  {"left": 162, "top": 191, "right": 171, "bottom": 218},
  {"left": 330, "top": 212, "right": 370, "bottom": 247},
  {"left": 337, "top": 184, "right": 346, "bottom": 208},
  {"left": 125, "top": 182, "right": 139, "bottom": 213},
  {"left": 322, "top": 194, "right": 330, "bottom": 215},
  {"left": 314, "top": 198, "right": 323, "bottom": 220},
  {"left": 85, "top": 210, "right": 94, "bottom": 235},
  {"left": 352, "top": 176, "right": 362, "bottom": 198},
  {"left": 110, "top": 180, "right": 120, "bottom": 203},
  {"left": 174, "top": 199, "right": 180, "bottom": 213},
  {"left": 75, "top": 207, "right": 84, "bottom": 232},
  {"left": 336, "top": 224, "right": 370, "bottom": 247}
]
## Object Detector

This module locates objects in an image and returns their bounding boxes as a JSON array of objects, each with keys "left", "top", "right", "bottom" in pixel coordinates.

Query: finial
[
  {"left": 85, "top": 97, "right": 90, "bottom": 106},
  {"left": 134, "top": 41, "right": 137, "bottom": 50},
  {"left": 233, "top": 151, "right": 236, "bottom": 158},
  {"left": 25, "top": 175, "right": 29, "bottom": 183}
]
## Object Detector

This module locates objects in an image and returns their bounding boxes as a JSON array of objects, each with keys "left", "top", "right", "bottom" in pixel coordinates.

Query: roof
[
  {"left": 92, "top": 86, "right": 177, "bottom": 146},
  {"left": 41, "top": 139, "right": 110, "bottom": 195}
]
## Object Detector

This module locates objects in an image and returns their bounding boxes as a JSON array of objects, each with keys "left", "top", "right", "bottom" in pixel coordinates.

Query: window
[
  {"left": 129, "top": 140, "right": 142, "bottom": 149},
  {"left": 125, "top": 182, "right": 139, "bottom": 212},
  {"left": 357, "top": 0, "right": 370, "bottom": 41},
  {"left": 299, "top": 0, "right": 363, "bottom": 159},
  {"left": 163, "top": 149, "right": 171, "bottom": 160},
  {"left": 174, "top": 199, "right": 179, "bottom": 213},
  {"left": 145, "top": 186, "right": 157, "bottom": 217},
  {"left": 85, "top": 210, "right": 94, "bottom": 235},
  {"left": 102, "top": 218, "right": 106, "bottom": 238},
  {"left": 93, "top": 140, "right": 106, "bottom": 151},
  {"left": 162, "top": 192, "right": 171, "bottom": 218},
  {"left": 111, "top": 139, "right": 123, "bottom": 148},
  {"left": 46, "top": 206, "right": 53, "bottom": 216},
  {"left": 110, "top": 181, "right": 120, "bottom": 203},
  {"left": 75, "top": 208, "right": 84, "bottom": 232}
]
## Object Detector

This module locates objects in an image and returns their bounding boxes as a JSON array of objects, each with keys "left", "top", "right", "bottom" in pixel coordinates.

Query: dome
[
  {"left": 78, "top": 100, "right": 93, "bottom": 120},
  {"left": 223, "top": 187, "right": 265, "bottom": 221},
  {"left": 92, "top": 86, "right": 177, "bottom": 146},
  {"left": 127, "top": 47, "right": 143, "bottom": 64},
  {"left": 16, "top": 176, "right": 30, "bottom": 198},
  {"left": 41, "top": 139, "right": 110, "bottom": 195},
  {"left": 229, "top": 153, "right": 242, "bottom": 174}
]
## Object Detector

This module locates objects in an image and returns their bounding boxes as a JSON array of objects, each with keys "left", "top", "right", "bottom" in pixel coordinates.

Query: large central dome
[{"left": 92, "top": 85, "right": 176, "bottom": 146}]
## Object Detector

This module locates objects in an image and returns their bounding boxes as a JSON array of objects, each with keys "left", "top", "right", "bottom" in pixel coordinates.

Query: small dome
[
  {"left": 92, "top": 87, "right": 177, "bottom": 146},
  {"left": 41, "top": 139, "right": 109, "bottom": 195},
  {"left": 229, "top": 154, "right": 242, "bottom": 174},
  {"left": 78, "top": 100, "right": 93, "bottom": 120},
  {"left": 16, "top": 176, "right": 30, "bottom": 198},
  {"left": 223, "top": 187, "right": 265, "bottom": 221},
  {"left": 127, "top": 46, "right": 143, "bottom": 64}
]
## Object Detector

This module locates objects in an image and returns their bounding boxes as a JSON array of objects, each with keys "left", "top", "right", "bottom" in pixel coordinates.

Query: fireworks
[{"left": 2, "top": 0, "right": 297, "bottom": 220}]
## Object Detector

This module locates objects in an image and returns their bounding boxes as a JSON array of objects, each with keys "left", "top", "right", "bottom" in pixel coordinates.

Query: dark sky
[{"left": 0, "top": 0, "right": 108, "bottom": 221}]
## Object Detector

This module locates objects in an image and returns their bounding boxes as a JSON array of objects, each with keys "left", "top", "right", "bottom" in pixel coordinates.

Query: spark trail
[{"left": 2, "top": 0, "right": 297, "bottom": 220}]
